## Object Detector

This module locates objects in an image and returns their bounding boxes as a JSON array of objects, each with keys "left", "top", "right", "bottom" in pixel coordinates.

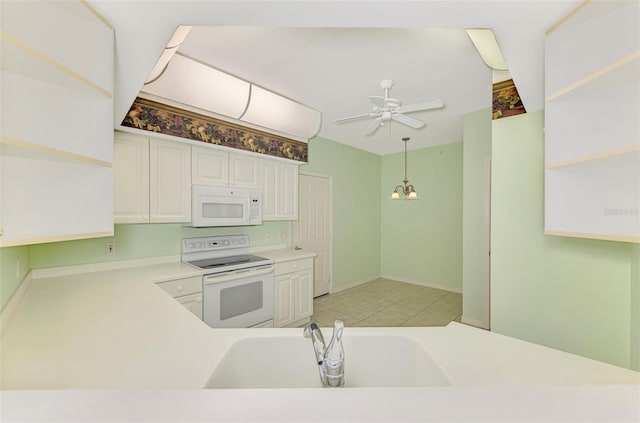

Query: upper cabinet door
[
  {"left": 279, "top": 163, "right": 299, "bottom": 220},
  {"left": 114, "top": 133, "right": 149, "bottom": 223},
  {"left": 229, "top": 153, "right": 260, "bottom": 190},
  {"left": 192, "top": 145, "right": 229, "bottom": 187},
  {"left": 149, "top": 138, "right": 191, "bottom": 223},
  {"left": 260, "top": 158, "right": 300, "bottom": 221},
  {"left": 260, "top": 159, "right": 279, "bottom": 220}
]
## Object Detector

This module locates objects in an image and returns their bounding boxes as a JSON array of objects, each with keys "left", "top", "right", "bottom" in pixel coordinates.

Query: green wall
[
  {"left": 631, "top": 244, "right": 640, "bottom": 371},
  {"left": 0, "top": 221, "right": 288, "bottom": 312},
  {"left": 29, "top": 221, "right": 291, "bottom": 269},
  {"left": 301, "top": 136, "right": 381, "bottom": 291},
  {"left": 462, "top": 108, "right": 492, "bottom": 325},
  {"left": 491, "top": 110, "right": 637, "bottom": 369},
  {"left": 380, "top": 142, "right": 463, "bottom": 292},
  {"left": 0, "top": 246, "right": 31, "bottom": 311}
]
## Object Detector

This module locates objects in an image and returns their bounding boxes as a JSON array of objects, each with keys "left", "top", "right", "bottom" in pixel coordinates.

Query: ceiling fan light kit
[
  {"left": 391, "top": 137, "right": 418, "bottom": 200},
  {"left": 334, "top": 79, "right": 444, "bottom": 136}
]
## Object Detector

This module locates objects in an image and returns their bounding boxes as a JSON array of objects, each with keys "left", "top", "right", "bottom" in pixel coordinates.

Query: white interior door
[{"left": 292, "top": 172, "right": 332, "bottom": 297}]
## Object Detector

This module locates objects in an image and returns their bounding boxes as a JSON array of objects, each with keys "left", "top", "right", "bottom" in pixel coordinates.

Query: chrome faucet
[{"left": 303, "top": 320, "right": 345, "bottom": 387}]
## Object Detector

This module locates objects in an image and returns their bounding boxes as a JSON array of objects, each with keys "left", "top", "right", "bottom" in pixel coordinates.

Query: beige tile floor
[{"left": 311, "top": 278, "right": 462, "bottom": 327}]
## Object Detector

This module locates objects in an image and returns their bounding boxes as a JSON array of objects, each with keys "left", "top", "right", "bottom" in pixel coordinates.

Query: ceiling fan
[{"left": 334, "top": 79, "right": 444, "bottom": 135}]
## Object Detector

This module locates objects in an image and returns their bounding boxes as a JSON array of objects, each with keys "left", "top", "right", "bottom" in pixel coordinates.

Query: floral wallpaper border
[
  {"left": 492, "top": 79, "right": 527, "bottom": 120},
  {"left": 121, "top": 97, "right": 308, "bottom": 162}
]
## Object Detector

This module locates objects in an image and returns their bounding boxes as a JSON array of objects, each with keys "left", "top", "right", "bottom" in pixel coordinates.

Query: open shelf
[
  {"left": 545, "top": 145, "right": 640, "bottom": 169},
  {"left": 0, "top": 137, "right": 112, "bottom": 168},
  {"left": 545, "top": 0, "right": 638, "bottom": 97},
  {"left": 544, "top": 230, "right": 640, "bottom": 244},
  {"left": 546, "top": 51, "right": 639, "bottom": 103},
  {"left": 0, "top": 31, "right": 112, "bottom": 98}
]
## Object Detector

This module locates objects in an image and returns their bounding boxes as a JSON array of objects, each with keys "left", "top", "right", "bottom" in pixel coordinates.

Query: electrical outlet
[
  {"left": 105, "top": 242, "right": 116, "bottom": 256},
  {"left": 16, "top": 257, "right": 21, "bottom": 279}
]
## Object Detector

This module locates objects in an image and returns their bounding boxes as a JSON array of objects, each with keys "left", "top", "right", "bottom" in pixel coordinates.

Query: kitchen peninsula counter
[{"left": 1, "top": 259, "right": 638, "bottom": 421}]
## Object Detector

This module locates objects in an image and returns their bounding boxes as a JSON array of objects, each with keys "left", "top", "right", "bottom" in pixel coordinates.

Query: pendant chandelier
[{"left": 390, "top": 137, "right": 418, "bottom": 200}]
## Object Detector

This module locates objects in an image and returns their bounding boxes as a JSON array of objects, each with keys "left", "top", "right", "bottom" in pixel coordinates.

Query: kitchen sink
[{"left": 205, "top": 334, "right": 452, "bottom": 388}]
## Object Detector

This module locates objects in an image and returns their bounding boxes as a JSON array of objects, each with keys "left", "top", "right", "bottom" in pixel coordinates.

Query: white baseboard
[
  {"left": 0, "top": 272, "right": 32, "bottom": 336},
  {"left": 31, "top": 255, "right": 181, "bottom": 279},
  {"left": 330, "top": 276, "right": 380, "bottom": 294},
  {"left": 381, "top": 274, "right": 462, "bottom": 294},
  {"left": 461, "top": 316, "right": 490, "bottom": 330}
]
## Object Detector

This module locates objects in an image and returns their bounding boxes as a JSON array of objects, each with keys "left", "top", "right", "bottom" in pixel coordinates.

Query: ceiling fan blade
[
  {"left": 396, "top": 99, "right": 444, "bottom": 114},
  {"left": 334, "top": 113, "right": 376, "bottom": 124},
  {"left": 369, "top": 96, "right": 386, "bottom": 109},
  {"left": 364, "top": 117, "right": 382, "bottom": 135},
  {"left": 391, "top": 113, "right": 425, "bottom": 129}
]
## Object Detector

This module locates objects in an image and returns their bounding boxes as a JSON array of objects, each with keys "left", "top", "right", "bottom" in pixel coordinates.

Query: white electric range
[{"left": 182, "top": 235, "right": 274, "bottom": 328}]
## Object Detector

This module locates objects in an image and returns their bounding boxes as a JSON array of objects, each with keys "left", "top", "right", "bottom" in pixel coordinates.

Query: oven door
[{"left": 202, "top": 265, "right": 274, "bottom": 328}]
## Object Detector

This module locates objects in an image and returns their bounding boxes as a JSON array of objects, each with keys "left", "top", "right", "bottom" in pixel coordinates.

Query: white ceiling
[
  {"left": 91, "top": 0, "right": 578, "bottom": 155},
  {"left": 177, "top": 27, "right": 489, "bottom": 155}
]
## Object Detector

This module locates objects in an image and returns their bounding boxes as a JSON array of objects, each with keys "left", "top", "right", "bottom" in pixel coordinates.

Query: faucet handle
[{"left": 303, "top": 322, "right": 320, "bottom": 338}]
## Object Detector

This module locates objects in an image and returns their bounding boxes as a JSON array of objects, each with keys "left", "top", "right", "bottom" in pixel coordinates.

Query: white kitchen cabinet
[
  {"left": 274, "top": 257, "right": 313, "bottom": 328},
  {"left": 192, "top": 146, "right": 260, "bottom": 190},
  {"left": 114, "top": 132, "right": 149, "bottom": 223},
  {"left": 192, "top": 146, "right": 228, "bottom": 187},
  {"left": 114, "top": 132, "right": 191, "bottom": 224},
  {"left": 0, "top": 0, "right": 114, "bottom": 247},
  {"left": 149, "top": 138, "right": 191, "bottom": 223},
  {"left": 544, "top": 1, "right": 639, "bottom": 243},
  {"left": 260, "top": 159, "right": 299, "bottom": 221},
  {"left": 155, "top": 276, "right": 203, "bottom": 320},
  {"left": 229, "top": 153, "right": 260, "bottom": 190}
]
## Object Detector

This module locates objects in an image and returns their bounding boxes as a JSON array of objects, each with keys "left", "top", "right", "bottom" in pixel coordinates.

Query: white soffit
[
  {"left": 242, "top": 85, "right": 322, "bottom": 140},
  {"left": 142, "top": 54, "right": 251, "bottom": 119}
]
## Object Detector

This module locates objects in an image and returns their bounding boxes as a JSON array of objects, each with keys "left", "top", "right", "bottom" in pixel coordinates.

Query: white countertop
[
  {"left": 1, "top": 253, "right": 639, "bottom": 421},
  {"left": 255, "top": 248, "right": 316, "bottom": 263}
]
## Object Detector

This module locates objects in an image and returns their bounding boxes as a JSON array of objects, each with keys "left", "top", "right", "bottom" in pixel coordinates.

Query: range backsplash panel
[{"left": 121, "top": 97, "right": 308, "bottom": 162}]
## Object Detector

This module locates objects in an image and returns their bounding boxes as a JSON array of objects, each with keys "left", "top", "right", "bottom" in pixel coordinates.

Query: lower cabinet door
[
  {"left": 274, "top": 274, "right": 295, "bottom": 327},
  {"left": 176, "top": 292, "right": 203, "bottom": 320},
  {"left": 295, "top": 269, "right": 313, "bottom": 320}
]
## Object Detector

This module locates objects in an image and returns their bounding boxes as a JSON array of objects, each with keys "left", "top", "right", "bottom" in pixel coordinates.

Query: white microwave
[{"left": 191, "top": 185, "right": 262, "bottom": 227}]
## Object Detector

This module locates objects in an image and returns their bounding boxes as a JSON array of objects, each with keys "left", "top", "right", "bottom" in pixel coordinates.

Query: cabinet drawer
[
  {"left": 156, "top": 276, "right": 202, "bottom": 298},
  {"left": 274, "top": 258, "right": 313, "bottom": 276}
]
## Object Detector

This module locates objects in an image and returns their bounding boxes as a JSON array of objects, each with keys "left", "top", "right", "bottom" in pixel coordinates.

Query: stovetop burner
[{"left": 188, "top": 254, "right": 268, "bottom": 270}]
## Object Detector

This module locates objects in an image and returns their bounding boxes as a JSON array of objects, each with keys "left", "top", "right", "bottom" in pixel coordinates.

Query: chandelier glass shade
[{"left": 390, "top": 137, "right": 418, "bottom": 200}]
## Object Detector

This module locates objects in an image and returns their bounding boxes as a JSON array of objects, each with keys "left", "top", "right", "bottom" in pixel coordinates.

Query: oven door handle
[{"left": 203, "top": 265, "right": 274, "bottom": 285}]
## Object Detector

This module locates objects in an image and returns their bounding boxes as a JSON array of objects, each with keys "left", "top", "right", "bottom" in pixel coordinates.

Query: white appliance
[
  {"left": 182, "top": 235, "right": 274, "bottom": 328},
  {"left": 191, "top": 185, "right": 262, "bottom": 227}
]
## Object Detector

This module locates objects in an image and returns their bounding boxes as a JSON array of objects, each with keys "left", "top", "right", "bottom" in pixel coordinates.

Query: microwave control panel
[{"left": 250, "top": 199, "right": 260, "bottom": 219}]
